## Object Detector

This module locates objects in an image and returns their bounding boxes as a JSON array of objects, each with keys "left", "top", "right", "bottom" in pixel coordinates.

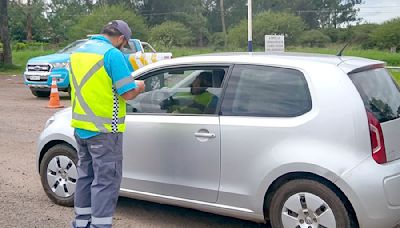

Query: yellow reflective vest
[{"left": 69, "top": 50, "right": 127, "bottom": 133}]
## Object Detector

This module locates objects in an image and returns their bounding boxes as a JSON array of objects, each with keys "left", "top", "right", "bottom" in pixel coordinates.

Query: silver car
[{"left": 37, "top": 53, "right": 400, "bottom": 228}]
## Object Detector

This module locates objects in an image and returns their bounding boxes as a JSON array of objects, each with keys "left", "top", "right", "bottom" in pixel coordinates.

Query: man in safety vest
[{"left": 69, "top": 20, "right": 145, "bottom": 228}]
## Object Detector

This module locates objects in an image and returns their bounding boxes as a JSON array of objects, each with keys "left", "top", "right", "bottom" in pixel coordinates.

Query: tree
[
  {"left": 219, "top": 0, "right": 227, "bottom": 47},
  {"left": 8, "top": 0, "right": 48, "bottom": 41},
  {"left": 0, "top": 0, "right": 12, "bottom": 64},
  {"left": 47, "top": 0, "right": 92, "bottom": 42},
  {"left": 26, "top": 0, "right": 33, "bottom": 41},
  {"left": 228, "top": 11, "right": 306, "bottom": 49},
  {"left": 350, "top": 23, "right": 379, "bottom": 49},
  {"left": 149, "top": 21, "right": 193, "bottom": 48},
  {"left": 136, "top": 0, "right": 209, "bottom": 46},
  {"left": 69, "top": 4, "right": 148, "bottom": 41},
  {"left": 299, "top": 30, "right": 332, "bottom": 47},
  {"left": 371, "top": 18, "right": 400, "bottom": 51}
]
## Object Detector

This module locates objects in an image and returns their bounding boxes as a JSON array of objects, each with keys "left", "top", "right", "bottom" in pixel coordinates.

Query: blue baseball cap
[{"left": 108, "top": 20, "right": 132, "bottom": 41}]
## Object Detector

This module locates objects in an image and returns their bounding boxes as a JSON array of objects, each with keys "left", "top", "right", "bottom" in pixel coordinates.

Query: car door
[{"left": 121, "top": 65, "right": 230, "bottom": 203}]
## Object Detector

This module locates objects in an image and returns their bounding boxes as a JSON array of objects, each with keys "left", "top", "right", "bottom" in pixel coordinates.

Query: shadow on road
[{"left": 117, "top": 196, "right": 270, "bottom": 228}]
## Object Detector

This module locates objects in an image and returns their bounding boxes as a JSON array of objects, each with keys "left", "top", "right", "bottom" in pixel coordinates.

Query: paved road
[{"left": 0, "top": 75, "right": 265, "bottom": 228}]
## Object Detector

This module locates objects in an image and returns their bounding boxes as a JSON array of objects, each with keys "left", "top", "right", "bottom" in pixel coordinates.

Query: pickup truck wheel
[
  {"left": 269, "top": 179, "right": 354, "bottom": 228},
  {"left": 67, "top": 86, "right": 71, "bottom": 98},
  {"left": 30, "top": 89, "right": 50, "bottom": 98},
  {"left": 40, "top": 144, "right": 78, "bottom": 207}
]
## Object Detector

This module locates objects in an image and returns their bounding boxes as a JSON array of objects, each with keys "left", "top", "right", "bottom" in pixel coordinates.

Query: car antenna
[{"left": 336, "top": 42, "right": 350, "bottom": 57}]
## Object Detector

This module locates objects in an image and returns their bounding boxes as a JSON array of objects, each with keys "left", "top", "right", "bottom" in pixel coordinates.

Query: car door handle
[{"left": 194, "top": 132, "right": 216, "bottom": 138}]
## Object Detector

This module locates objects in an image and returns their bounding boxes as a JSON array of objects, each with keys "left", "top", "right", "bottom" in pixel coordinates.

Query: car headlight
[
  {"left": 44, "top": 116, "right": 56, "bottom": 128},
  {"left": 51, "top": 62, "right": 69, "bottom": 69}
]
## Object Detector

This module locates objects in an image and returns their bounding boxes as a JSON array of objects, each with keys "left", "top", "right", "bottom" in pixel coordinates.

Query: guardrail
[{"left": 387, "top": 66, "right": 400, "bottom": 71}]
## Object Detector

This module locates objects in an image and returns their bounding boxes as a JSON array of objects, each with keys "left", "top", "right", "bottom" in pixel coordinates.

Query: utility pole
[{"left": 247, "top": 0, "right": 252, "bottom": 52}]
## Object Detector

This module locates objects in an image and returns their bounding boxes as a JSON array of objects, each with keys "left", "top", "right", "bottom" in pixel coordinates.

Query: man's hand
[
  {"left": 135, "top": 80, "right": 146, "bottom": 93},
  {"left": 121, "top": 80, "right": 146, "bottom": 101}
]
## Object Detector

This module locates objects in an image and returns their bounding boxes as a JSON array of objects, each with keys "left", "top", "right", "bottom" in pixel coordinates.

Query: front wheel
[
  {"left": 269, "top": 179, "right": 355, "bottom": 228},
  {"left": 39, "top": 144, "right": 78, "bottom": 207},
  {"left": 30, "top": 89, "right": 50, "bottom": 98}
]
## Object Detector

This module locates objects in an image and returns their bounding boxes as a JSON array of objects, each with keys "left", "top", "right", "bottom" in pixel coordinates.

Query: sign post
[{"left": 265, "top": 35, "right": 285, "bottom": 52}]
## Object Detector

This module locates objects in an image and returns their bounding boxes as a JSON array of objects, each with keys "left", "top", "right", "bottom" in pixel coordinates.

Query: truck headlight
[
  {"left": 44, "top": 116, "right": 56, "bottom": 128},
  {"left": 51, "top": 62, "right": 69, "bottom": 69}
]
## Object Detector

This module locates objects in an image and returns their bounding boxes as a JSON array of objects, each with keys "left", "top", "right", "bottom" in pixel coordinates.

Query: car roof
[{"left": 133, "top": 52, "right": 384, "bottom": 76}]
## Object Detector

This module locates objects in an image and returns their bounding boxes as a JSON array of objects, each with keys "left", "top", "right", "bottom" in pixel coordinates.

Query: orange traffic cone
[{"left": 47, "top": 77, "right": 64, "bottom": 109}]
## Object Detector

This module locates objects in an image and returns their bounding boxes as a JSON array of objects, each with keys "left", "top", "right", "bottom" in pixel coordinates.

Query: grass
[
  {"left": 157, "top": 47, "right": 215, "bottom": 57},
  {"left": 389, "top": 70, "right": 400, "bottom": 84},
  {"left": 1, "top": 46, "right": 399, "bottom": 75},
  {"left": 0, "top": 64, "right": 21, "bottom": 75},
  {"left": 0, "top": 49, "right": 57, "bottom": 75}
]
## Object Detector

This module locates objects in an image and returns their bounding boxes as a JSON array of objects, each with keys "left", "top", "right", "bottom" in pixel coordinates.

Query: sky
[{"left": 358, "top": 0, "right": 400, "bottom": 24}]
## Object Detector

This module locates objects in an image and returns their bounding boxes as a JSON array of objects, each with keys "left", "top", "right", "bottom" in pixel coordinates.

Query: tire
[
  {"left": 30, "top": 89, "right": 50, "bottom": 98},
  {"left": 39, "top": 144, "right": 78, "bottom": 207},
  {"left": 269, "top": 179, "right": 355, "bottom": 228},
  {"left": 67, "top": 86, "right": 71, "bottom": 98}
]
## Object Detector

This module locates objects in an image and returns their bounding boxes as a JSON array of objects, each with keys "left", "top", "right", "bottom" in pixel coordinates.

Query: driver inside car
[{"left": 162, "top": 72, "right": 218, "bottom": 114}]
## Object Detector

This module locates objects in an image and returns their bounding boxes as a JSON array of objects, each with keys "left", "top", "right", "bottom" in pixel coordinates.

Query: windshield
[
  {"left": 350, "top": 68, "right": 400, "bottom": 122},
  {"left": 57, "top": 40, "right": 88, "bottom": 54}
]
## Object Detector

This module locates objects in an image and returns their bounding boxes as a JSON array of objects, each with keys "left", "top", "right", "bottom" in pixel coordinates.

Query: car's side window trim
[
  {"left": 127, "top": 64, "right": 234, "bottom": 116},
  {"left": 215, "top": 64, "right": 235, "bottom": 115}
]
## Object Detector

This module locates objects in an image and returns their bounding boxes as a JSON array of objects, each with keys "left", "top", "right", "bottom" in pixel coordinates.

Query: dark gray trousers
[{"left": 71, "top": 132, "right": 123, "bottom": 228}]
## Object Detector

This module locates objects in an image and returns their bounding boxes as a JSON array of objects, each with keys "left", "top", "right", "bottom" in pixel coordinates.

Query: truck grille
[{"left": 27, "top": 64, "right": 51, "bottom": 72}]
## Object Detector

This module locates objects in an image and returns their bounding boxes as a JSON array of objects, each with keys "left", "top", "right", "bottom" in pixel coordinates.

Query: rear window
[
  {"left": 221, "top": 65, "right": 312, "bottom": 117},
  {"left": 350, "top": 68, "right": 400, "bottom": 122}
]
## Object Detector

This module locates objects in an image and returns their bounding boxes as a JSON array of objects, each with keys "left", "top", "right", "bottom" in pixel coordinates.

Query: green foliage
[
  {"left": 47, "top": 0, "right": 93, "bottom": 42},
  {"left": 321, "top": 27, "right": 351, "bottom": 43},
  {"left": 11, "top": 41, "right": 49, "bottom": 51},
  {"left": 8, "top": 1, "right": 50, "bottom": 41},
  {"left": 227, "top": 11, "right": 306, "bottom": 48},
  {"left": 137, "top": 0, "right": 208, "bottom": 46},
  {"left": 69, "top": 5, "right": 148, "bottom": 41},
  {"left": 149, "top": 21, "right": 193, "bottom": 48},
  {"left": 210, "top": 32, "right": 227, "bottom": 50},
  {"left": 13, "top": 42, "right": 28, "bottom": 51},
  {"left": 227, "top": 20, "right": 247, "bottom": 49},
  {"left": 371, "top": 18, "right": 400, "bottom": 51},
  {"left": 299, "top": 30, "right": 331, "bottom": 47},
  {"left": 350, "top": 23, "right": 379, "bottom": 49}
]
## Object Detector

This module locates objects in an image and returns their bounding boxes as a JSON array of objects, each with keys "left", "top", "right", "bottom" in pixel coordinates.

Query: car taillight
[{"left": 367, "top": 111, "right": 387, "bottom": 164}]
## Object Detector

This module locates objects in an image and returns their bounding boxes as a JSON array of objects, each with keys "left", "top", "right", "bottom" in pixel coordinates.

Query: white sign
[{"left": 265, "top": 35, "right": 285, "bottom": 52}]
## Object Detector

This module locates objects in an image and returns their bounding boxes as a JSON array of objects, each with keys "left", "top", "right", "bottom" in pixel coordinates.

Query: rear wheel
[
  {"left": 39, "top": 144, "right": 77, "bottom": 207},
  {"left": 30, "top": 89, "right": 50, "bottom": 98},
  {"left": 269, "top": 179, "right": 354, "bottom": 228}
]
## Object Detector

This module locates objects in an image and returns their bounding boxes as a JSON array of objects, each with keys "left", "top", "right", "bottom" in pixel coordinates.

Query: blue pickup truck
[{"left": 24, "top": 38, "right": 172, "bottom": 97}]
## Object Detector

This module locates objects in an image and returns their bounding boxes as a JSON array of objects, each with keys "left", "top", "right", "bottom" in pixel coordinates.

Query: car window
[
  {"left": 127, "top": 67, "right": 228, "bottom": 115},
  {"left": 57, "top": 40, "right": 87, "bottom": 54},
  {"left": 221, "top": 65, "right": 312, "bottom": 117},
  {"left": 121, "top": 41, "right": 138, "bottom": 54},
  {"left": 350, "top": 68, "right": 400, "bottom": 122}
]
